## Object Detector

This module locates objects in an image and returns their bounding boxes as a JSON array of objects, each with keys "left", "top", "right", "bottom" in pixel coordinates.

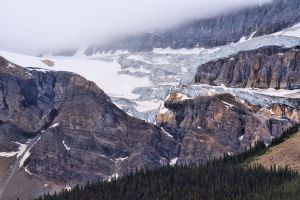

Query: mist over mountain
[
  {"left": 87, "top": 0, "right": 300, "bottom": 53},
  {"left": 0, "top": 0, "right": 272, "bottom": 55}
]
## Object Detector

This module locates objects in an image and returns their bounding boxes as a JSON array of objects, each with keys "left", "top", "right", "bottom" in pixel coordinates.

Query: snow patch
[
  {"left": 227, "top": 152, "right": 233, "bottom": 156},
  {"left": 50, "top": 123, "right": 59, "bottom": 128},
  {"left": 135, "top": 100, "right": 160, "bottom": 112},
  {"left": 235, "top": 97, "right": 246, "bottom": 104},
  {"left": 248, "top": 31, "right": 257, "bottom": 40},
  {"left": 24, "top": 167, "right": 32, "bottom": 175},
  {"left": 115, "top": 157, "right": 128, "bottom": 162},
  {"left": 0, "top": 151, "right": 18, "bottom": 158},
  {"left": 127, "top": 55, "right": 152, "bottom": 64},
  {"left": 277, "top": 23, "right": 300, "bottom": 38},
  {"left": 161, "top": 128, "right": 173, "bottom": 138},
  {"left": 153, "top": 47, "right": 206, "bottom": 55},
  {"left": 239, "top": 135, "right": 245, "bottom": 141},
  {"left": 65, "top": 186, "right": 72, "bottom": 191},
  {"left": 170, "top": 157, "right": 178, "bottom": 166},
  {"left": 159, "top": 157, "right": 167, "bottom": 165},
  {"left": 222, "top": 101, "right": 235, "bottom": 109},
  {"left": 7, "top": 63, "right": 15, "bottom": 68},
  {"left": 125, "top": 67, "right": 150, "bottom": 74},
  {"left": 0, "top": 142, "right": 28, "bottom": 158},
  {"left": 19, "top": 137, "right": 41, "bottom": 168},
  {"left": 238, "top": 36, "right": 247, "bottom": 43},
  {"left": 108, "top": 173, "right": 119, "bottom": 182},
  {"left": 62, "top": 140, "right": 71, "bottom": 151}
]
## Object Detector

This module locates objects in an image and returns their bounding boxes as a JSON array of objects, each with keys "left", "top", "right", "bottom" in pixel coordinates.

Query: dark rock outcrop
[
  {"left": 0, "top": 56, "right": 177, "bottom": 187},
  {"left": 195, "top": 46, "right": 300, "bottom": 89},
  {"left": 86, "top": 0, "right": 300, "bottom": 53},
  {"left": 156, "top": 93, "right": 295, "bottom": 164}
]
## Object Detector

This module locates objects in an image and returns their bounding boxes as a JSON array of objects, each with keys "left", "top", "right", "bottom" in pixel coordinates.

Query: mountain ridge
[{"left": 86, "top": 0, "right": 300, "bottom": 54}]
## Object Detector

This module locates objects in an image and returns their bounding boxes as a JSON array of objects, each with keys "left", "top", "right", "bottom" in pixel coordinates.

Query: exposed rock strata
[
  {"left": 195, "top": 46, "right": 300, "bottom": 89},
  {"left": 0, "top": 56, "right": 177, "bottom": 187},
  {"left": 156, "top": 93, "right": 295, "bottom": 164}
]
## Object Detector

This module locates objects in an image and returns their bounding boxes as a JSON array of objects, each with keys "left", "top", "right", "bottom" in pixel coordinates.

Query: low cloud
[{"left": 0, "top": 0, "right": 272, "bottom": 55}]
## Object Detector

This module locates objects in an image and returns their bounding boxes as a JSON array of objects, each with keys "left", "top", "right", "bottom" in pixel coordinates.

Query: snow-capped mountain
[
  {"left": 86, "top": 0, "right": 300, "bottom": 53},
  {"left": 0, "top": 1, "right": 300, "bottom": 199},
  {"left": 0, "top": 55, "right": 297, "bottom": 199},
  {"left": 1, "top": 24, "right": 300, "bottom": 123}
]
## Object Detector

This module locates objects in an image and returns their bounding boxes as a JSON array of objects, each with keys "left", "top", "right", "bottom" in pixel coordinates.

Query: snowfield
[
  {"left": 0, "top": 142, "right": 27, "bottom": 158},
  {"left": 273, "top": 23, "right": 300, "bottom": 38},
  {"left": 0, "top": 24, "right": 300, "bottom": 123}
]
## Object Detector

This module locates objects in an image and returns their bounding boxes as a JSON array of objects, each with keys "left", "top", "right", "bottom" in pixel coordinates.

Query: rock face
[
  {"left": 156, "top": 93, "right": 295, "bottom": 164},
  {"left": 195, "top": 46, "right": 300, "bottom": 89},
  {"left": 271, "top": 104, "right": 300, "bottom": 123},
  {"left": 86, "top": 0, "right": 300, "bottom": 53},
  {"left": 0, "top": 56, "right": 177, "bottom": 198}
]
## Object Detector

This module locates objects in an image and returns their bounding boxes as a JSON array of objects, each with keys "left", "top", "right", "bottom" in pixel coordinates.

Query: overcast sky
[{"left": 0, "top": 0, "right": 272, "bottom": 55}]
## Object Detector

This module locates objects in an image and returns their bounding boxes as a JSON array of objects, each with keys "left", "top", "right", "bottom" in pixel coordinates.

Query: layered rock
[
  {"left": 0, "top": 56, "right": 177, "bottom": 199},
  {"left": 195, "top": 46, "right": 300, "bottom": 89},
  {"left": 86, "top": 0, "right": 300, "bottom": 53},
  {"left": 156, "top": 93, "right": 295, "bottom": 164},
  {"left": 271, "top": 104, "right": 300, "bottom": 123}
]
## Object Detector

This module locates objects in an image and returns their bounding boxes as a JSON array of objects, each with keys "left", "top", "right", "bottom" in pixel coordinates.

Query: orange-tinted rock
[{"left": 157, "top": 93, "right": 296, "bottom": 164}]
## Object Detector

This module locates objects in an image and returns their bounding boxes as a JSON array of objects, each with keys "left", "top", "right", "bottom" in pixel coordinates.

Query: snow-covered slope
[
  {"left": 274, "top": 23, "right": 300, "bottom": 38},
  {"left": 0, "top": 51, "right": 151, "bottom": 99},
  {"left": 1, "top": 24, "right": 300, "bottom": 123}
]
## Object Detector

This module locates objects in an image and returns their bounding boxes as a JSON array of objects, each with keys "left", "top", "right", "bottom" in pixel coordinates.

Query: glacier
[{"left": 0, "top": 24, "right": 300, "bottom": 123}]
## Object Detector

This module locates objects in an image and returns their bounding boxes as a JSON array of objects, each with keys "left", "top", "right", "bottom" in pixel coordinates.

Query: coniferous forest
[{"left": 34, "top": 125, "right": 300, "bottom": 200}]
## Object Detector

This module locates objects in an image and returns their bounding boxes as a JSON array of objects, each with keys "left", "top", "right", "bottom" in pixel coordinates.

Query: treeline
[
  {"left": 33, "top": 124, "right": 300, "bottom": 200},
  {"left": 270, "top": 124, "right": 300, "bottom": 146}
]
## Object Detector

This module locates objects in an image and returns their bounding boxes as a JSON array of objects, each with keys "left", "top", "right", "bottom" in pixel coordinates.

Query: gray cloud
[{"left": 0, "top": 0, "right": 272, "bottom": 55}]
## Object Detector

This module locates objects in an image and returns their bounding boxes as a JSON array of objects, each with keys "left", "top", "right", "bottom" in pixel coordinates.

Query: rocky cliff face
[
  {"left": 271, "top": 104, "right": 300, "bottom": 123},
  {"left": 195, "top": 46, "right": 300, "bottom": 89},
  {"left": 0, "top": 56, "right": 178, "bottom": 199},
  {"left": 156, "top": 93, "right": 295, "bottom": 164},
  {"left": 86, "top": 0, "right": 300, "bottom": 53}
]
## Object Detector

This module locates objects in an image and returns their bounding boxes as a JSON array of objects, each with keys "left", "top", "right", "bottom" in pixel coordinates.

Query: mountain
[
  {"left": 2, "top": 22, "right": 300, "bottom": 124},
  {"left": 1, "top": 1, "right": 300, "bottom": 199},
  {"left": 0, "top": 56, "right": 177, "bottom": 199},
  {"left": 0, "top": 55, "right": 297, "bottom": 199},
  {"left": 86, "top": 0, "right": 300, "bottom": 54}
]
